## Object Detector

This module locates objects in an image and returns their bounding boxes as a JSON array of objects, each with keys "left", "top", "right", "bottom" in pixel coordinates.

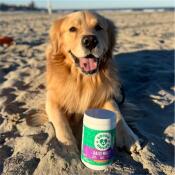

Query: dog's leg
[
  {"left": 103, "top": 100, "right": 141, "bottom": 152},
  {"left": 46, "top": 96, "right": 78, "bottom": 151}
]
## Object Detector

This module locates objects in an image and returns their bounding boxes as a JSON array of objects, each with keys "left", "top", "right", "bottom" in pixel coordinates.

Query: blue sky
[{"left": 0, "top": 0, "right": 174, "bottom": 9}]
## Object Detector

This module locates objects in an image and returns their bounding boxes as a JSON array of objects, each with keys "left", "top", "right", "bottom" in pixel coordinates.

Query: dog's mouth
[
  {"left": 69, "top": 50, "right": 99, "bottom": 75},
  {"left": 80, "top": 55, "right": 98, "bottom": 74}
]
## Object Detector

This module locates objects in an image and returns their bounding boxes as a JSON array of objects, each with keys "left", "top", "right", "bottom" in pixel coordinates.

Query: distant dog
[{"left": 44, "top": 11, "right": 140, "bottom": 152}]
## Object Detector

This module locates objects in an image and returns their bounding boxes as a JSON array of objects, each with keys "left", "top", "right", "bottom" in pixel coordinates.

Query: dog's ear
[
  {"left": 49, "top": 18, "right": 64, "bottom": 55},
  {"left": 106, "top": 19, "right": 117, "bottom": 58}
]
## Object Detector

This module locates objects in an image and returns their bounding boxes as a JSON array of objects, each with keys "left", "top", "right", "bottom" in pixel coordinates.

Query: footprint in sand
[
  {"left": 0, "top": 129, "right": 20, "bottom": 145},
  {"left": 0, "top": 145, "right": 14, "bottom": 174},
  {"left": 13, "top": 80, "right": 30, "bottom": 91},
  {"left": 0, "top": 87, "right": 27, "bottom": 115},
  {"left": 2, "top": 153, "right": 40, "bottom": 175}
]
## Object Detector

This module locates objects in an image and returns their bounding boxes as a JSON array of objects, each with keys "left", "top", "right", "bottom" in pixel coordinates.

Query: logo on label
[{"left": 94, "top": 133, "right": 111, "bottom": 151}]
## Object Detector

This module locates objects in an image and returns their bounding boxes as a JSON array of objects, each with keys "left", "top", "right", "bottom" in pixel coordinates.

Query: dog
[{"left": 45, "top": 11, "right": 140, "bottom": 153}]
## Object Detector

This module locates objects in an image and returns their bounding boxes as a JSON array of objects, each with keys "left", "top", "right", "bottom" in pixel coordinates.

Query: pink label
[{"left": 83, "top": 145, "right": 113, "bottom": 160}]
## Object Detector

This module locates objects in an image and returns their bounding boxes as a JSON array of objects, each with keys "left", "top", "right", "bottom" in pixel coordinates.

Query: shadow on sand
[{"left": 114, "top": 49, "right": 174, "bottom": 167}]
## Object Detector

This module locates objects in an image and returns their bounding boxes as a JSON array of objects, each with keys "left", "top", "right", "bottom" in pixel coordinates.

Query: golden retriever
[{"left": 45, "top": 11, "right": 140, "bottom": 152}]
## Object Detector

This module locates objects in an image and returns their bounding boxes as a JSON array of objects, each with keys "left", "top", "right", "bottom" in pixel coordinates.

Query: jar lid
[{"left": 83, "top": 109, "right": 116, "bottom": 129}]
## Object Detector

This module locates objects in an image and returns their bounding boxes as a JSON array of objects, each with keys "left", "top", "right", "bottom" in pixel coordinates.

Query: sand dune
[{"left": 0, "top": 11, "right": 174, "bottom": 175}]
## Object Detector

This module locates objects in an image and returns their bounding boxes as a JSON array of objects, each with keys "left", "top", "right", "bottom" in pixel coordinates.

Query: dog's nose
[{"left": 82, "top": 35, "right": 98, "bottom": 50}]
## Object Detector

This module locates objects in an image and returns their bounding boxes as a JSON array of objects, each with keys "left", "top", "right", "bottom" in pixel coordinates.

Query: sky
[{"left": 0, "top": 0, "right": 174, "bottom": 9}]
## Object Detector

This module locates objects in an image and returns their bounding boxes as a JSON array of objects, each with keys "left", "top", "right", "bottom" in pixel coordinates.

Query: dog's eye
[
  {"left": 95, "top": 24, "right": 103, "bottom": 31},
  {"left": 69, "top": 26, "right": 77, "bottom": 32}
]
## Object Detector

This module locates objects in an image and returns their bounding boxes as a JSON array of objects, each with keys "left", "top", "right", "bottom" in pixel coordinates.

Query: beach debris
[
  {"left": 150, "top": 89, "right": 175, "bottom": 109},
  {"left": 0, "top": 36, "right": 14, "bottom": 46}
]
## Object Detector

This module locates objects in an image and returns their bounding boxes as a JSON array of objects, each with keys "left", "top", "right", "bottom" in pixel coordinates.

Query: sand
[{"left": 0, "top": 11, "right": 174, "bottom": 175}]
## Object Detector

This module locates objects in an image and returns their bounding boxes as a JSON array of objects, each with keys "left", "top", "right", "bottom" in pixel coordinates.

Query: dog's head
[{"left": 49, "top": 11, "right": 116, "bottom": 75}]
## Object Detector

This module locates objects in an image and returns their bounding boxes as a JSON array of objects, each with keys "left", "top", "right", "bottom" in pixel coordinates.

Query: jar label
[{"left": 81, "top": 125, "right": 116, "bottom": 166}]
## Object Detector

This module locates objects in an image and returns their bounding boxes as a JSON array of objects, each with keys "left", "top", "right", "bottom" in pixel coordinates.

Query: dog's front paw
[
  {"left": 116, "top": 120, "right": 141, "bottom": 153},
  {"left": 55, "top": 132, "right": 79, "bottom": 153}
]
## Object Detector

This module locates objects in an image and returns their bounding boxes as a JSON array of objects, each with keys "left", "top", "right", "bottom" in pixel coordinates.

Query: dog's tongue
[{"left": 80, "top": 58, "right": 97, "bottom": 72}]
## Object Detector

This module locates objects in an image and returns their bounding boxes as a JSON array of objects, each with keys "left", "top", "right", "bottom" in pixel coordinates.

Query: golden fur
[{"left": 44, "top": 11, "right": 140, "bottom": 152}]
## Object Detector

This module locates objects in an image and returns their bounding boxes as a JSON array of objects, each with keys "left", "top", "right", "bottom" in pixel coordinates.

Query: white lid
[{"left": 83, "top": 109, "right": 116, "bottom": 130}]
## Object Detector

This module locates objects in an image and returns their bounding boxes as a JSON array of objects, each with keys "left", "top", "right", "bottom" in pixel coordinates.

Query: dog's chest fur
[{"left": 47, "top": 61, "right": 120, "bottom": 114}]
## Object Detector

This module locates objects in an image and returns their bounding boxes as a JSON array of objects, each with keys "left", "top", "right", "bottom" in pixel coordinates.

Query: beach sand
[{"left": 0, "top": 11, "right": 174, "bottom": 175}]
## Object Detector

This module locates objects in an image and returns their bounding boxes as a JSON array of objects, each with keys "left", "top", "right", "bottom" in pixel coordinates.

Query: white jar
[{"left": 81, "top": 108, "right": 116, "bottom": 170}]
